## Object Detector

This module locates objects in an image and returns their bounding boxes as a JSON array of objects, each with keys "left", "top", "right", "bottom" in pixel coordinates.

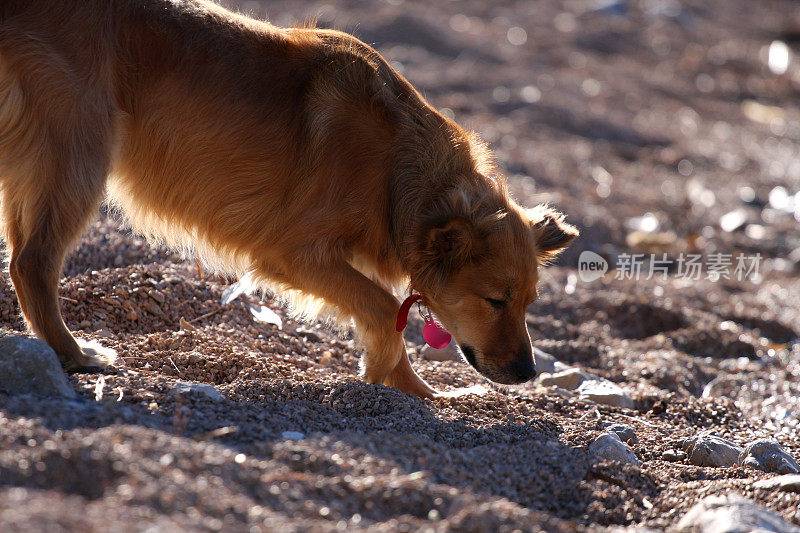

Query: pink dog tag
[
  {"left": 396, "top": 293, "right": 452, "bottom": 349},
  {"left": 422, "top": 318, "right": 451, "bottom": 349}
]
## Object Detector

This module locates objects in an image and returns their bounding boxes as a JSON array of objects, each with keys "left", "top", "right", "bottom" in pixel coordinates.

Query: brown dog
[{"left": 0, "top": 0, "right": 577, "bottom": 398}]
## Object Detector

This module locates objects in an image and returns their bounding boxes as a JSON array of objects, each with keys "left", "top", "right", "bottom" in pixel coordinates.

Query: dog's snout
[
  {"left": 508, "top": 357, "right": 537, "bottom": 383},
  {"left": 458, "top": 344, "right": 538, "bottom": 384}
]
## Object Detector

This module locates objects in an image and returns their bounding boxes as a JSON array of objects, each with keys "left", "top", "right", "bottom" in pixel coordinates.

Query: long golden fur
[{"left": 0, "top": 0, "right": 577, "bottom": 398}]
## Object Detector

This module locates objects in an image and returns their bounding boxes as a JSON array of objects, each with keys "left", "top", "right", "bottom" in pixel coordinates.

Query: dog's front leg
[{"left": 275, "top": 259, "right": 437, "bottom": 398}]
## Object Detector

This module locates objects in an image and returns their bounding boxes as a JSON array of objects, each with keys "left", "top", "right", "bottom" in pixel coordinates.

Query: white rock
[
  {"left": 676, "top": 494, "right": 800, "bottom": 533},
  {"left": 249, "top": 304, "right": 282, "bottom": 328},
  {"left": 588, "top": 432, "right": 639, "bottom": 466},
  {"left": 540, "top": 367, "right": 590, "bottom": 390},
  {"left": 282, "top": 431, "right": 305, "bottom": 440},
  {"left": 739, "top": 439, "right": 800, "bottom": 474},
  {"left": 533, "top": 347, "right": 559, "bottom": 374},
  {"left": 0, "top": 336, "right": 75, "bottom": 398},
  {"left": 662, "top": 449, "right": 686, "bottom": 462},
  {"left": 171, "top": 381, "right": 225, "bottom": 401},
  {"left": 578, "top": 379, "right": 634, "bottom": 409},
  {"left": 753, "top": 474, "right": 800, "bottom": 492},
  {"left": 683, "top": 431, "right": 743, "bottom": 468},
  {"left": 421, "top": 342, "right": 460, "bottom": 362}
]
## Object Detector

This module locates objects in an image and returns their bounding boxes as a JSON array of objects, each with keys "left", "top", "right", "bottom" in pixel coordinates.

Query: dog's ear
[
  {"left": 426, "top": 216, "right": 475, "bottom": 264},
  {"left": 407, "top": 216, "right": 476, "bottom": 293},
  {"left": 527, "top": 206, "right": 579, "bottom": 261}
]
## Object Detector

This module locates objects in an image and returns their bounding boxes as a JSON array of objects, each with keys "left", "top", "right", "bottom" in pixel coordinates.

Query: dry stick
[
  {"left": 101, "top": 293, "right": 136, "bottom": 315},
  {"left": 579, "top": 407, "right": 602, "bottom": 421},
  {"left": 167, "top": 357, "right": 183, "bottom": 377},
  {"left": 58, "top": 295, "right": 78, "bottom": 303},
  {"left": 188, "top": 307, "right": 223, "bottom": 324},
  {"left": 102, "top": 296, "right": 129, "bottom": 312},
  {"left": 192, "top": 426, "right": 238, "bottom": 442},
  {"left": 122, "top": 298, "right": 138, "bottom": 315},
  {"left": 617, "top": 413, "right": 659, "bottom": 427}
]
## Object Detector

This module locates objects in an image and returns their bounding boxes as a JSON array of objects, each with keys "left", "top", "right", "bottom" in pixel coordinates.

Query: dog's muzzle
[
  {"left": 507, "top": 357, "right": 537, "bottom": 383},
  {"left": 459, "top": 344, "right": 537, "bottom": 384}
]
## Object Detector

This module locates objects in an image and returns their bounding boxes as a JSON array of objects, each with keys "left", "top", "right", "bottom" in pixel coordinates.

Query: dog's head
[{"left": 409, "top": 193, "right": 577, "bottom": 385}]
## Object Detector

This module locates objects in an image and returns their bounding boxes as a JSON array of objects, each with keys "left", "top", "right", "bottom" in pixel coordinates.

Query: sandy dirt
[{"left": 1, "top": 0, "right": 799, "bottom": 530}]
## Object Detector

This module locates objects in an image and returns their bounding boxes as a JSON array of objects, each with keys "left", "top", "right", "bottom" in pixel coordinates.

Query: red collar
[{"left": 395, "top": 294, "right": 422, "bottom": 332}]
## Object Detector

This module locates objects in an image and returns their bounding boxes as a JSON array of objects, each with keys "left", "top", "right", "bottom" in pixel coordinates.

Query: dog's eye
[{"left": 485, "top": 297, "right": 506, "bottom": 309}]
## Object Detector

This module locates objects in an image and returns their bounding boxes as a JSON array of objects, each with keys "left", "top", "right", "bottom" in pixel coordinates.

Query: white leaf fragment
[
  {"left": 249, "top": 304, "right": 282, "bottom": 328},
  {"left": 220, "top": 280, "right": 247, "bottom": 305}
]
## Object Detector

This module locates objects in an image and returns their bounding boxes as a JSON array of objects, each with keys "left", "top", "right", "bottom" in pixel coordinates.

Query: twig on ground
[
  {"left": 188, "top": 308, "right": 222, "bottom": 324},
  {"left": 167, "top": 357, "right": 183, "bottom": 377}
]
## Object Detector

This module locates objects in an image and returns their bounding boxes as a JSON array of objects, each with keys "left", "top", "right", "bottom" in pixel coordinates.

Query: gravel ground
[{"left": 1, "top": 0, "right": 800, "bottom": 531}]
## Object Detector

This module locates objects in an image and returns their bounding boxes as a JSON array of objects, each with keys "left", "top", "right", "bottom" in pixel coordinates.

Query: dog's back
[
  {"left": 0, "top": 0, "right": 408, "bottom": 271},
  {"left": 0, "top": 0, "right": 457, "bottom": 371}
]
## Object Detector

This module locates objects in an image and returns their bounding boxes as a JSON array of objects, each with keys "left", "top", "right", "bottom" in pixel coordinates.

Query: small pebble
[
  {"left": 421, "top": 342, "right": 460, "bottom": 362},
  {"left": 148, "top": 290, "right": 166, "bottom": 304},
  {"left": 588, "top": 432, "right": 639, "bottom": 466},
  {"left": 532, "top": 348, "right": 558, "bottom": 374},
  {"left": 296, "top": 327, "right": 322, "bottom": 343},
  {"left": 578, "top": 380, "right": 634, "bottom": 409},
  {"left": 539, "top": 367, "right": 589, "bottom": 390},
  {"left": 662, "top": 449, "right": 686, "bottom": 462},
  {"left": 739, "top": 439, "right": 800, "bottom": 474},
  {"left": 144, "top": 300, "right": 163, "bottom": 316},
  {"left": 604, "top": 422, "right": 638, "bottom": 444},
  {"left": 753, "top": 474, "right": 800, "bottom": 492},
  {"left": 676, "top": 494, "right": 797, "bottom": 532},
  {"left": 170, "top": 381, "right": 225, "bottom": 402},
  {"left": 683, "top": 431, "right": 742, "bottom": 468}
]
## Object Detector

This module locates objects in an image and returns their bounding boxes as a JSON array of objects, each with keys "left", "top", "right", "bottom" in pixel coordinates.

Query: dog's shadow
[{"left": 0, "top": 376, "right": 623, "bottom": 523}]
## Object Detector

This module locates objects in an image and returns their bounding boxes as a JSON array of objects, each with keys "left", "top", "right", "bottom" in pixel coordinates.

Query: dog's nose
[{"left": 508, "top": 357, "right": 537, "bottom": 382}]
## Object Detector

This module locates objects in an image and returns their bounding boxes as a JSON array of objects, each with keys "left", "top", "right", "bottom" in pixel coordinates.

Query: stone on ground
[
  {"left": 578, "top": 379, "right": 634, "bottom": 409},
  {"left": 676, "top": 494, "right": 800, "bottom": 533},
  {"left": 420, "top": 342, "right": 460, "bottom": 362},
  {"left": 739, "top": 439, "right": 800, "bottom": 474},
  {"left": 170, "top": 381, "right": 225, "bottom": 401},
  {"left": 604, "top": 422, "right": 638, "bottom": 444},
  {"left": 682, "top": 431, "right": 743, "bottom": 468},
  {"left": 588, "top": 432, "right": 639, "bottom": 466},
  {"left": 753, "top": 474, "right": 800, "bottom": 492},
  {"left": 539, "top": 367, "right": 590, "bottom": 390},
  {"left": 0, "top": 336, "right": 75, "bottom": 398},
  {"left": 532, "top": 347, "right": 560, "bottom": 375}
]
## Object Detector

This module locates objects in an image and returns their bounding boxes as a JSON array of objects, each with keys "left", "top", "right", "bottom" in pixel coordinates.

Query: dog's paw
[{"left": 67, "top": 339, "right": 118, "bottom": 372}]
